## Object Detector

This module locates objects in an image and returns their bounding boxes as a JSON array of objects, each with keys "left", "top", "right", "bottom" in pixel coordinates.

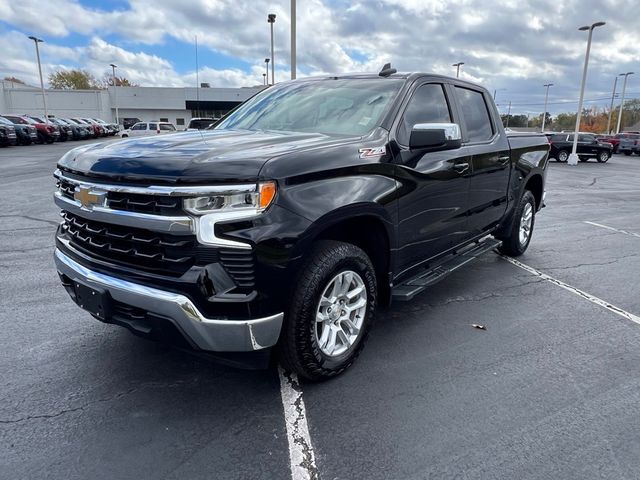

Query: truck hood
[{"left": 57, "top": 129, "right": 355, "bottom": 184}]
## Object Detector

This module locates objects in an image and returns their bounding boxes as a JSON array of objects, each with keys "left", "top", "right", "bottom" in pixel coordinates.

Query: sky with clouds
[{"left": 1, "top": 0, "right": 639, "bottom": 116}]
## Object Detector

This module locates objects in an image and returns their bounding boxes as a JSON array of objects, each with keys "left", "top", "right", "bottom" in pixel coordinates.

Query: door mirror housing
[{"left": 409, "top": 123, "right": 462, "bottom": 151}]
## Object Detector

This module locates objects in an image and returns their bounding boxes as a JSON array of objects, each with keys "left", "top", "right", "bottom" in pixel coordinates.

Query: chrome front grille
[{"left": 57, "top": 177, "right": 183, "bottom": 215}]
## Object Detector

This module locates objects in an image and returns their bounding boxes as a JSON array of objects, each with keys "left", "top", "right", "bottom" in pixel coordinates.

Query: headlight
[
  {"left": 188, "top": 182, "right": 277, "bottom": 248},
  {"left": 183, "top": 181, "right": 277, "bottom": 215}
]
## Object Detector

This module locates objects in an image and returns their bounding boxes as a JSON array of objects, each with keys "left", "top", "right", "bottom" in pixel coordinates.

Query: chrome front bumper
[{"left": 54, "top": 249, "right": 283, "bottom": 352}]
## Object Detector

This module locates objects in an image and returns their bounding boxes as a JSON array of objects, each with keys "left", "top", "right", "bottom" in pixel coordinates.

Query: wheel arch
[{"left": 294, "top": 206, "right": 395, "bottom": 307}]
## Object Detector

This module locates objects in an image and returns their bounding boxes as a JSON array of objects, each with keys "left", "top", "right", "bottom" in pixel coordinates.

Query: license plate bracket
[{"left": 73, "top": 280, "right": 111, "bottom": 320}]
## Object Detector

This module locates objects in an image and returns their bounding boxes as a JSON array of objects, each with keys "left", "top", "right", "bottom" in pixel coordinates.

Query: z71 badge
[{"left": 358, "top": 146, "right": 387, "bottom": 158}]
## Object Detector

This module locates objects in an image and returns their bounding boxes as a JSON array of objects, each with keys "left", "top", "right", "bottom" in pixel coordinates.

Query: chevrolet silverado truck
[{"left": 54, "top": 68, "right": 549, "bottom": 380}]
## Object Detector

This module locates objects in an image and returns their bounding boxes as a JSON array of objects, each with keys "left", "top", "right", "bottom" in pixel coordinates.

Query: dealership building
[{"left": 0, "top": 80, "right": 263, "bottom": 127}]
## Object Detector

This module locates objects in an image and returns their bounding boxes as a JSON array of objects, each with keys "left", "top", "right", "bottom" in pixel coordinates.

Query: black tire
[
  {"left": 623, "top": 151, "right": 631, "bottom": 156},
  {"left": 36, "top": 132, "right": 45, "bottom": 144},
  {"left": 498, "top": 190, "right": 536, "bottom": 257},
  {"left": 597, "top": 151, "right": 610, "bottom": 163},
  {"left": 556, "top": 150, "right": 569, "bottom": 162},
  {"left": 278, "top": 240, "right": 377, "bottom": 381}
]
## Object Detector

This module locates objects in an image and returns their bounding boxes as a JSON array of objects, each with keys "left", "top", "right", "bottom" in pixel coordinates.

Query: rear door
[
  {"left": 393, "top": 81, "right": 472, "bottom": 274},
  {"left": 453, "top": 86, "right": 511, "bottom": 236},
  {"left": 130, "top": 123, "right": 148, "bottom": 137}
]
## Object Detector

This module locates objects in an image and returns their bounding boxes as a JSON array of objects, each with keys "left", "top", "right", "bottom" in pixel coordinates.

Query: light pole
[
  {"left": 291, "top": 0, "right": 296, "bottom": 80},
  {"left": 541, "top": 83, "right": 553, "bottom": 132},
  {"left": 569, "top": 21, "right": 605, "bottom": 166},
  {"left": 493, "top": 88, "right": 506, "bottom": 101},
  {"left": 28, "top": 35, "right": 48, "bottom": 124},
  {"left": 615, "top": 72, "right": 634, "bottom": 134},
  {"left": 263, "top": 73, "right": 267, "bottom": 85},
  {"left": 268, "top": 13, "right": 276, "bottom": 85},
  {"left": 505, "top": 101, "right": 512, "bottom": 128},
  {"left": 110, "top": 63, "right": 119, "bottom": 127},
  {"left": 606, "top": 75, "right": 620, "bottom": 134},
  {"left": 452, "top": 62, "right": 464, "bottom": 78},
  {"left": 264, "top": 58, "right": 270, "bottom": 85}
]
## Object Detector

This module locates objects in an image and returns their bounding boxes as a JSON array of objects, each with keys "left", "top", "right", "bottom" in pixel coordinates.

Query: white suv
[{"left": 120, "top": 121, "right": 176, "bottom": 138}]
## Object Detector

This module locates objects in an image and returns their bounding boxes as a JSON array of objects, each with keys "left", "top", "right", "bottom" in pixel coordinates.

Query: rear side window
[
  {"left": 455, "top": 87, "right": 494, "bottom": 143},
  {"left": 550, "top": 134, "right": 566, "bottom": 142},
  {"left": 149, "top": 123, "right": 158, "bottom": 130},
  {"left": 397, "top": 84, "right": 451, "bottom": 145},
  {"left": 131, "top": 123, "right": 146, "bottom": 130},
  {"left": 159, "top": 124, "right": 175, "bottom": 131}
]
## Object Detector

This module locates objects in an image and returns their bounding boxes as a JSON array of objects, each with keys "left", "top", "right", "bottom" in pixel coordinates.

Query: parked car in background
[
  {"left": 71, "top": 118, "right": 102, "bottom": 138},
  {"left": 92, "top": 118, "right": 118, "bottom": 136},
  {"left": 120, "top": 121, "right": 177, "bottom": 138},
  {"left": 3, "top": 115, "right": 59, "bottom": 144},
  {"left": 64, "top": 118, "right": 92, "bottom": 139},
  {"left": 81, "top": 118, "right": 110, "bottom": 137},
  {"left": 56, "top": 118, "right": 85, "bottom": 140},
  {"left": 617, "top": 133, "right": 640, "bottom": 156},
  {"left": 39, "top": 117, "right": 72, "bottom": 142},
  {"left": 0, "top": 115, "right": 37, "bottom": 145},
  {"left": 187, "top": 117, "right": 215, "bottom": 130},
  {"left": 0, "top": 121, "right": 17, "bottom": 146},
  {"left": 548, "top": 133, "right": 612, "bottom": 163},
  {"left": 122, "top": 117, "right": 141, "bottom": 130}
]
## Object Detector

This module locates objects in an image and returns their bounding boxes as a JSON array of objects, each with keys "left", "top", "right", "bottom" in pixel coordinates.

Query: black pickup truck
[{"left": 54, "top": 69, "right": 549, "bottom": 380}]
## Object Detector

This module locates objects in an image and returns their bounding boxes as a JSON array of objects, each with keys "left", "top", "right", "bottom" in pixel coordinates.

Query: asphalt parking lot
[{"left": 1, "top": 140, "right": 639, "bottom": 480}]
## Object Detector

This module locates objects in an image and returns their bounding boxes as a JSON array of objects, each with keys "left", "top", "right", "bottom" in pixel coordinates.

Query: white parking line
[
  {"left": 501, "top": 255, "right": 640, "bottom": 326},
  {"left": 584, "top": 221, "right": 640, "bottom": 239},
  {"left": 278, "top": 367, "right": 318, "bottom": 480}
]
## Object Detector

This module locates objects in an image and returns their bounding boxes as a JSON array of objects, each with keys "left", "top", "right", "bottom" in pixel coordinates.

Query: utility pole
[
  {"left": 569, "top": 21, "right": 605, "bottom": 166},
  {"left": 506, "top": 101, "right": 512, "bottom": 128},
  {"left": 616, "top": 72, "right": 634, "bottom": 134},
  {"left": 28, "top": 36, "right": 48, "bottom": 124},
  {"left": 606, "top": 75, "right": 620, "bottom": 135},
  {"left": 541, "top": 83, "right": 553, "bottom": 132},
  {"left": 110, "top": 63, "right": 119, "bottom": 127},
  {"left": 268, "top": 14, "right": 276, "bottom": 85},
  {"left": 195, "top": 35, "right": 200, "bottom": 117},
  {"left": 265, "top": 58, "right": 270, "bottom": 85},
  {"left": 291, "top": 0, "right": 296, "bottom": 79}
]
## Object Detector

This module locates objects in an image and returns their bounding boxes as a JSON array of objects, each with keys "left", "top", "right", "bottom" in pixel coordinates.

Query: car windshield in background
[{"left": 216, "top": 78, "right": 404, "bottom": 136}]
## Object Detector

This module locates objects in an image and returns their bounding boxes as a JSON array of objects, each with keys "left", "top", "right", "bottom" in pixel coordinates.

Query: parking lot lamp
[
  {"left": 268, "top": 14, "right": 276, "bottom": 84},
  {"left": 541, "top": 83, "right": 553, "bottom": 132},
  {"left": 110, "top": 64, "right": 119, "bottom": 127},
  {"left": 291, "top": 0, "right": 296, "bottom": 79},
  {"left": 263, "top": 73, "right": 267, "bottom": 85},
  {"left": 615, "top": 72, "right": 634, "bottom": 134},
  {"left": 264, "top": 58, "right": 270, "bottom": 85},
  {"left": 569, "top": 21, "right": 605, "bottom": 166},
  {"left": 452, "top": 62, "right": 464, "bottom": 78},
  {"left": 28, "top": 35, "right": 48, "bottom": 125},
  {"left": 606, "top": 75, "right": 621, "bottom": 134}
]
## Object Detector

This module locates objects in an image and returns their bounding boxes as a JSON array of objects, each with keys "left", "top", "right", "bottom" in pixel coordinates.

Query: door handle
[
  {"left": 498, "top": 155, "right": 510, "bottom": 165},
  {"left": 452, "top": 162, "right": 469, "bottom": 173}
]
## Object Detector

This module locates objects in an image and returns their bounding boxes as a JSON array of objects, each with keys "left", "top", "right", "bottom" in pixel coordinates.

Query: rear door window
[
  {"left": 149, "top": 123, "right": 158, "bottom": 131},
  {"left": 455, "top": 87, "right": 494, "bottom": 143}
]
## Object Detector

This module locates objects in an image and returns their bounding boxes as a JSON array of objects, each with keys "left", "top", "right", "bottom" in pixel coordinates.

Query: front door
[{"left": 393, "top": 82, "right": 471, "bottom": 276}]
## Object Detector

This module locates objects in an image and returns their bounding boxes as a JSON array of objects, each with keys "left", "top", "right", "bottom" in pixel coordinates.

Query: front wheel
[
  {"left": 279, "top": 240, "right": 377, "bottom": 381},
  {"left": 597, "top": 151, "right": 610, "bottom": 163},
  {"left": 498, "top": 190, "right": 536, "bottom": 257}
]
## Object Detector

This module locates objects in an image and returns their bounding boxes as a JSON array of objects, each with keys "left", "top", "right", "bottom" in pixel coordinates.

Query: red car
[{"left": 3, "top": 115, "right": 59, "bottom": 144}]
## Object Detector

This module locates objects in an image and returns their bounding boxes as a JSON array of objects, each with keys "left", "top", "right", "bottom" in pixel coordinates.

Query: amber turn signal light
[{"left": 258, "top": 181, "right": 277, "bottom": 210}]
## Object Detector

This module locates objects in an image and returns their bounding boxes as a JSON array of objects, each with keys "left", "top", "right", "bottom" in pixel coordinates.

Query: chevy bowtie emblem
[{"left": 74, "top": 186, "right": 107, "bottom": 210}]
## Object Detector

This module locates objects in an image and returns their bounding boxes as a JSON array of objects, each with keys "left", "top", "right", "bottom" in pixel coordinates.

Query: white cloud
[{"left": 1, "top": 0, "right": 639, "bottom": 115}]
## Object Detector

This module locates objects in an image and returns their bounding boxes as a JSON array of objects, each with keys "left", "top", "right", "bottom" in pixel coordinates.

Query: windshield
[
  {"left": 216, "top": 78, "right": 404, "bottom": 136},
  {"left": 0, "top": 117, "right": 12, "bottom": 125}
]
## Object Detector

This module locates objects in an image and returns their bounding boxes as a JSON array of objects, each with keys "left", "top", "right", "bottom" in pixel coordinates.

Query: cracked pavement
[{"left": 1, "top": 143, "right": 639, "bottom": 479}]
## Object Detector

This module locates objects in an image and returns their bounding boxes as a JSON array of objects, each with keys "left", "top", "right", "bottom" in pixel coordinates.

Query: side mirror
[{"left": 409, "top": 123, "right": 462, "bottom": 151}]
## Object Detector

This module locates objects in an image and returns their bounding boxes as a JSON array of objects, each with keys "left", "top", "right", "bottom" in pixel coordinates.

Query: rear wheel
[
  {"left": 556, "top": 150, "right": 569, "bottom": 162},
  {"left": 623, "top": 151, "right": 631, "bottom": 156},
  {"left": 597, "top": 151, "right": 611, "bottom": 163},
  {"left": 279, "top": 240, "right": 377, "bottom": 381},
  {"left": 498, "top": 190, "right": 536, "bottom": 257}
]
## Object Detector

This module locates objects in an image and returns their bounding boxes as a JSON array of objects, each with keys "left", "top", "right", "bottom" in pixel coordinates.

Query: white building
[{"left": 0, "top": 81, "right": 263, "bottom": 128}]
